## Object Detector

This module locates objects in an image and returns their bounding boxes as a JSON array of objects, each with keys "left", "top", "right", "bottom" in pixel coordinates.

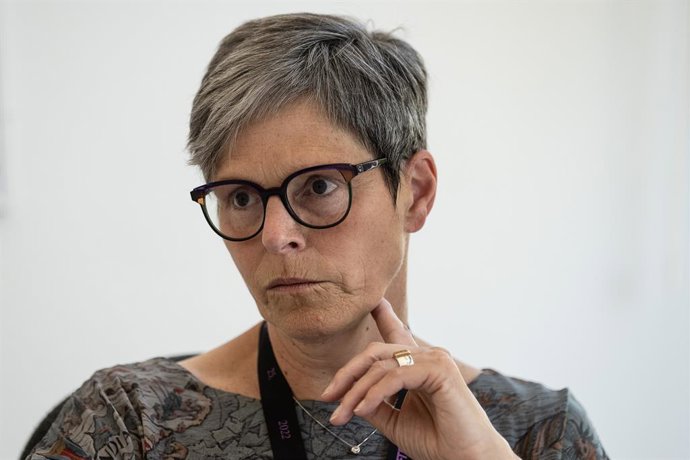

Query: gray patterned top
[{"left": 26, "top": 358, "right": 608, "bottom": 459}]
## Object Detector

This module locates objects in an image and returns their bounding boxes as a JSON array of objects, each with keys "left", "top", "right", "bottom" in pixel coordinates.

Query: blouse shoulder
[
  {"left": 469, "top": 369, "right": 608, "bottom": 460},
  {"left": 25, "top": 357, "right": 212, "bottom": 460},
  {"left": 88, "top": 356, "right": 205, "bottom": 396}
]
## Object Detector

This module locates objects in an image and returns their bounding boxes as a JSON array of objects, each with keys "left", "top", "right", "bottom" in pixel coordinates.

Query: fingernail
[
  {"left": 321, "top": 382, "right": 333, "bottom": 397},
  {"left": 330, "top": 405, "right": 342, "bottom": 423},
  {"left": 353, "top": 401, "right": 365, "bottom": 414}
]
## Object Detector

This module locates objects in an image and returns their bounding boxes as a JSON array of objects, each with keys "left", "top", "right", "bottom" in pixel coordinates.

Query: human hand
[{"left": 321, "top": 298, "right": 519, "bottom": 460}]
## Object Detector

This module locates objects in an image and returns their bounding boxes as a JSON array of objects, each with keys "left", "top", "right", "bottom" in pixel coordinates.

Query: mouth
[{"left": 267, "top": 278, "right": 325, "bottom": 293}]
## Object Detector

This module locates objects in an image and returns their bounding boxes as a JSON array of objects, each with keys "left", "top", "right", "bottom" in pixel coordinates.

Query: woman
[{"left": 27, "top": 13, "right": 607, "bottom": 460}]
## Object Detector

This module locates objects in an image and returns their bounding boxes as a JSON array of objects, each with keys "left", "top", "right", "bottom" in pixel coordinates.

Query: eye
[
  {"left": 229, "top": 189, "right": 258, "bottom": 209},
  {"left": 307, "top": 177, "right": 338, "bottom": 196},
  {"left": 233, "top": 191, "right": 250, "bottom": 207}
]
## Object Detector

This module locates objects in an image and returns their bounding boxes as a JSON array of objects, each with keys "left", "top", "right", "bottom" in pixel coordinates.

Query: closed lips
[{"left": 268, "top": 278, "right": 321, "bottom": 289}]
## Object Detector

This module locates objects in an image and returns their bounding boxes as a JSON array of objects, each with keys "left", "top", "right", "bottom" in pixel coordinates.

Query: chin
[{"left": 257, "top": 294, "right": 365, "bottom": 342}]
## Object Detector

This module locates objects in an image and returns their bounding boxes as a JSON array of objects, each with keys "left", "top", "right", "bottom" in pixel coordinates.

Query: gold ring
[{"left": 393, "top": 349, "right": 414, "bottom": 367}]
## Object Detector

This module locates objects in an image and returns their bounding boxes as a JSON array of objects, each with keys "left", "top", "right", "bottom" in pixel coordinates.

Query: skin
[{"left": 181, "top": 100, "right": 517, "bottom": 459}]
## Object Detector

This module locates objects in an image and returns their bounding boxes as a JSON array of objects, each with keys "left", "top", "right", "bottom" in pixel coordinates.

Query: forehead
[{"left": 214, "top": 100, "right": 372, "bottom": 184}]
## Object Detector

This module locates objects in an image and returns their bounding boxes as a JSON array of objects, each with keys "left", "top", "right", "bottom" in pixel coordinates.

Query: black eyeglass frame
[{"left": 190, "top": 158, "right": 388, "bottom": 242}]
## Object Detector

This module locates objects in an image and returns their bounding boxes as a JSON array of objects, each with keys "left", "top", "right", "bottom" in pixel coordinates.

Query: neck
[{"left": 267, "top": 264, "right": 409, "bottom": 400}]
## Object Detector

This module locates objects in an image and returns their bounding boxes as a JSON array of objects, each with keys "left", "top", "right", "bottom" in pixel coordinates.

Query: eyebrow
[{"left": 212, "top": 161, "right": 348, "bottom": 186}]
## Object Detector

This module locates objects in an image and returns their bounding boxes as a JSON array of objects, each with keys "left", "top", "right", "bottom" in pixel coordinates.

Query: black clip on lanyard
[{"left": 258, "top": 321, "right": 411, "bottom": 460}]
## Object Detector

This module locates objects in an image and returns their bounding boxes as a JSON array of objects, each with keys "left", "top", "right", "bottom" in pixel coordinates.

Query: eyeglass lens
[{"left": 203, "top": 168, "right": 351, "bottom": 240}]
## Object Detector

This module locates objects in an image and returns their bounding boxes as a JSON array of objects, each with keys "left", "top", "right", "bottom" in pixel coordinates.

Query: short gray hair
[{"left": 187, "top": 13, "right": 428, "bottom": 200}]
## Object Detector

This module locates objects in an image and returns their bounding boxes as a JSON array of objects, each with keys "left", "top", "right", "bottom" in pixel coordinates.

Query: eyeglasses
[{"left": 190, "top": 158, "right": 387, "bottom": 241}]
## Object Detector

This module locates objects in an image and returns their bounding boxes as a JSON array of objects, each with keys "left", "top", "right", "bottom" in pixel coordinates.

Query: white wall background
[{"left": 0, "top": 0, "right": 688, "bottom": 459}]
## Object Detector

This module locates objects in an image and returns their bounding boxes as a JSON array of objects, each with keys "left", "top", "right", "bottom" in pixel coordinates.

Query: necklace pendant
[{"left": 351, "top": 445, "right": 361, "bottom": 455}]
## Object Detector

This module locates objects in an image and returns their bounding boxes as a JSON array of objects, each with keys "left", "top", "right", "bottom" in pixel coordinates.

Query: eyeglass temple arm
[{"left": 355, "top": 158, "right": 387, "bottom": 174}]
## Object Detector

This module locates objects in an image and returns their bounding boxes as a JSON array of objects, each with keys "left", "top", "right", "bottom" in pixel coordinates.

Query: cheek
[
  {"left": 334, "top": 205, "right": 406, "bottom": 299},
  {"left": 363, "top": 225, "right": 405, "bottom": 287},
  {"left": 225, "top": 242, "right": 261, "bottom": 292}
]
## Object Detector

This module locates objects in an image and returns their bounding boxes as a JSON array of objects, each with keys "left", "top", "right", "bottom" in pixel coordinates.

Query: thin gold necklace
[{"left": 292, "top": 397, "right": 378, "bottom": 455}]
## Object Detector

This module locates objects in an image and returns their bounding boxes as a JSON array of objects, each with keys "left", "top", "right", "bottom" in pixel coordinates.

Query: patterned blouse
[{"left": 26, "top": 358, "right": 608, "bottom": 459}]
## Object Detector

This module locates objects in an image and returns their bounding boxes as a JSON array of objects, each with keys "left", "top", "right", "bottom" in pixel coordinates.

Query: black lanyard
[{"left": 258, "top": 321, "right": 411, "bottom": 459}]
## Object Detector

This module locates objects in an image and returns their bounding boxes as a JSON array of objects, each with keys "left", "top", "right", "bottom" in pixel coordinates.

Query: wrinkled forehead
[{"left": 213, "top": 100, "right": 374, "bottom": 185}]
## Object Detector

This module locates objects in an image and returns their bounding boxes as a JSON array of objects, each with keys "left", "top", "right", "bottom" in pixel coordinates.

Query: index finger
[{"left": 371, "top": 298, "right": 417, "bottom": 346}]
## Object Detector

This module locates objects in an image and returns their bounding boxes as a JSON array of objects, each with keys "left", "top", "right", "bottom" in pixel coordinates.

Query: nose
[{"left": 261, "top": 196, "right": 306, "bottom": 254}]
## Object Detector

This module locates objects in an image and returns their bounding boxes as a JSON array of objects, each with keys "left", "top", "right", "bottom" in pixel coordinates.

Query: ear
[{"left": 401, "top": 150, "right": 437, "bottom": 233}]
